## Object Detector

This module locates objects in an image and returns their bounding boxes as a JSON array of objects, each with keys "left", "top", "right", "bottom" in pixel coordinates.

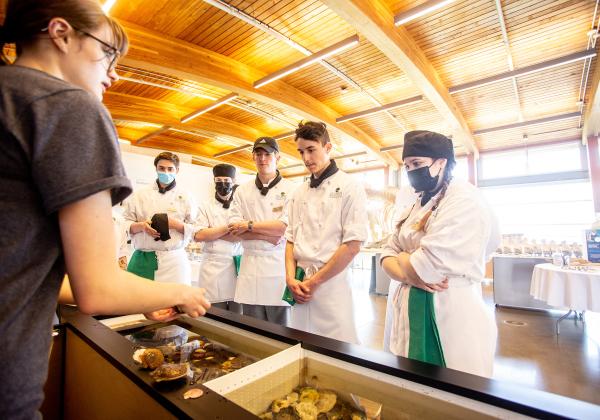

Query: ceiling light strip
[
  {"left": 394, "top": 0, "right": 457, "bottom": 26},
  {"left": 253, "top": 35, "right": 360, "bottom": 88},
  {"left": 201, "top": 0, "right": 408, "bottom": 130},
  {"left": 180, "top": 93, "right": 239, "bottom": 123},
  {"left": 473, "top": 112, "right": 582, "bottom": 135},
  {"left": 337, "top": 95, "right": 423, "bottom": 123},
  {"left": 449, "top": 50, "right": 597, "bottom": 94},
  {"left": 213, "top": 144, "right": 252, "bottom": 158}
]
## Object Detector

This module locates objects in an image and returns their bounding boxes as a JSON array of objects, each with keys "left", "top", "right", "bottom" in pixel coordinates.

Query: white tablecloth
[{"left": 530, "top": 263, "right": 600, "bottom": 312}]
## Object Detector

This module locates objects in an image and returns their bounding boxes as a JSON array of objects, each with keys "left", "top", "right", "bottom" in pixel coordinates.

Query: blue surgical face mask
[{"left": 157, "top": 171, "right": 176, "bottom": 185}]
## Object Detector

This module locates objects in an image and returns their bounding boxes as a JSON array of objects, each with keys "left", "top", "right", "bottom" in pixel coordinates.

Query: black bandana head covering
[
  {"left": 402, "top": 130, "right": 455, "bottom": 164},
  {"left": 255, "top": 170, "right": 282, "bottom": 196},
  {"left": 213, "top": 163, "right": 236, "bottom": 178},
  {"left": 309, "top": 160, "right": 339, "bottom": 188}
]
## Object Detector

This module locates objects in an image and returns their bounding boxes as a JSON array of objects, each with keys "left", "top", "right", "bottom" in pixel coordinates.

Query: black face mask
[
  {"left": 407, "top": 164, "right": 439, "bottom": 192},
  {"left": 215, "top": 181, "right": 233, "bottom": 196}
]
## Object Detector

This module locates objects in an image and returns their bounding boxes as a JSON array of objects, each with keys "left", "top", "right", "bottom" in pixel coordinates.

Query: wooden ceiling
[{"left": 1, "top": 0, "right": 597, "bottom": 175}]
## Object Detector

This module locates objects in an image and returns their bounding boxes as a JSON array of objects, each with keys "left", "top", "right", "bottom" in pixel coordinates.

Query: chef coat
[
  {"left": 195, "top": 196, "right": 243, "bottom": 302},
  {"left": 381, "top": 179, "right": 500, "bottom": 377},
  {"left": 285, "top": 170, "right": 368, "bottom": 343},
  {"left": 228, "top": 177, "right": 294, "bottom": 306},
  {"left": 122, "top": 182, "right": 197, "bottom": 285}
]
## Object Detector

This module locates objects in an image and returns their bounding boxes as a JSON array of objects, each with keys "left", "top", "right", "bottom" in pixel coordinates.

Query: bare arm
[
  {"left": 300, "top": 241, "right": 362, "bottom": 298},
  {"left": 228, "top": 220, "right": 287, "bottom": 237},
  {"left": 59, "top": 190, "right": 210, "bottom": 317},
  {"left": 194, "top": 225, "right": 228, "bottom": 242},
  {"left": 381, "top": 252, "right": 448, "bottom": 293},
  {"left": 285, "top": 241, "right": 310, "bottom": 303}
]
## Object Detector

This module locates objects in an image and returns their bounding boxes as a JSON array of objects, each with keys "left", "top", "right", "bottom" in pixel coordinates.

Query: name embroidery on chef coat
[
  {"left": 329, "top": 187, "right": 342, "bottom": 199},
  {"left": 275, "top": 191, "right": 286, "bottom": 201}
]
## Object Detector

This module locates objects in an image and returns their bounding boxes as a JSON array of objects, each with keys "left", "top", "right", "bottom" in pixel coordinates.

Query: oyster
[
  {"left": 150, "top": 363, "right": 189, "bottom": 382},
  {"left": 315, "top": 391, "right": 337, "bottom": 413},
  {"left": 286, "top": 392, "right": 299, "bottom": 404},
  {"left": 271, "top": 398, "right": 290, "bottom": 413},
  {"left": 295, "top": 401, "right": 319, "bottom": 420},
  {"left": 299, "top": 387, "right": 320, "bottom": 403}
]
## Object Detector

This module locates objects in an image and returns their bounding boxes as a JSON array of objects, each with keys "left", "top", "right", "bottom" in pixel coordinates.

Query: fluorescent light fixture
[
  {"left": 180, "top": 93, "right": 239, "bottom": 123},
  {"left": 273, "top": 131, "right": 296, "bottom": 140},
  {"left": 253, "top": 35, "right": 360, "bottom": 88},
  {"left": 449, "top": 50, "right": 596, "bottom": 94},
  {"left": 337, "top": 95, "right": 423, "bottom": 123},
  {"left": 213, "top": 144, "right": 252, "bottom": 158},
  {"left": 473, "top": 112, "right": 581, "bottom": 135},
  {"left": 280, "top": 163, "right": 304, "bottom": 170},
  {"left": 118, "top": 138, "right": 131, "bottom": 145},
  {"left": 394, "top": 0, "right": 457, "bottom": 26},
  {"left": 102, "top": 0, "right": 117, "bottom": 14}
]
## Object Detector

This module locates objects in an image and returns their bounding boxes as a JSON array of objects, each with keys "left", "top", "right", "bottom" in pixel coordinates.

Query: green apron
[
  {"left": 233, "top": 255, "right": 242, "bottom": 276},
  {"left": 127, "top": 250, "right": 158, "bottom": 280},
  {"left": 281, "top": 266, "right": 305, "bottom": 306},
  {"left": 407, "top": 287, "right": 446, "bottom": 367}
]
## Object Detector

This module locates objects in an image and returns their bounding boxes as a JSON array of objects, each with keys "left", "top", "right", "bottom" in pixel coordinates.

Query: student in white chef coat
[
  {"left": 285, "top": 121, "right": 368, "bottom": 344},
  {"left": 381, "top": 131, "right": 500, "bottom": 377},
  {"left": 228, "top": 137, "right": 294, "bottom": 324},
  {"left": 123, "top": 152, "right": 197, "bottom": 285},
  {"left": 194, "top": 164, "right": 243, "bottom": 313}
]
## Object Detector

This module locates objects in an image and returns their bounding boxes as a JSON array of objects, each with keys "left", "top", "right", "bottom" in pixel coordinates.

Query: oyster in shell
[
  {"left": 133, "top": 348, "right": 164, "bottom": 370},
  {"left": 150, "top": 363, "right": 189, "bottom": 382}
]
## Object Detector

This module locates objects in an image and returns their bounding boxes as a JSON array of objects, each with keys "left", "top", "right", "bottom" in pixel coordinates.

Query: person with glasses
[
  {"left": 227, "top": 137, "right": 295, "bottom": 325},
  {"left": 0, "top": 1, "right": 210, "bottom": 417}
]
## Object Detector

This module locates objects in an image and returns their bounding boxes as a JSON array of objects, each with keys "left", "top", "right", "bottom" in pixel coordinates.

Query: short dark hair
[
  {"left": 294, "top": 121, "right": 330, "bottom": 146},
  {"left": 154, "top": 151, "right": 179, "bottom": 168}
]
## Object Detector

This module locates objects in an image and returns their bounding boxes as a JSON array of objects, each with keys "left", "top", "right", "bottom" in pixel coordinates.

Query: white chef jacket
[
  {"left": 194, "top": 195, "right": 243, "bottom": 302},
  {"left": 285, "top": 170, "right": 368, "bottom": 343},
  {"left": 122, "top": 182, "right": 197, "bottom": 285},
  {"left": 381, "top": 179, "right": 500, "bottom": 377},
  {"left": 228, "top": 176, "right": 294, "bottom": 306},
  {"left": 122, "top": 182, "right": 197, "bottom": 251}
]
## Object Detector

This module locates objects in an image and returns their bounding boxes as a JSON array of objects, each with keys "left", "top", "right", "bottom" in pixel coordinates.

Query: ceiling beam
[
  {"left": 321, "top": 0, "right": 478, "bottom": 156},
  {"left": 117, "top": 19, "right": 399, "bottom": 169},
  {"left": 135, "top": 125, "right": 171, "bottom": 145},
  {"left": 337, "top": 95, "right": 423, "bottom": 122},
  {"left": 103, "top": 92, "right": 301, "bottom": 160}
]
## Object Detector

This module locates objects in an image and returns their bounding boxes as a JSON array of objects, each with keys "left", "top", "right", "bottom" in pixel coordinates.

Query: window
[
  {"left": 481, "top": 180, "right": 594, "bottom": 244},
  {"left": 479, "top": 142, "right": 585, "bottom": 180}
]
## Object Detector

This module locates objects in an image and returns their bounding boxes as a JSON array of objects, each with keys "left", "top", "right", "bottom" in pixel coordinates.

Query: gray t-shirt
[{"left": 0, "top": 65, "right": 132, "bottom": 419}]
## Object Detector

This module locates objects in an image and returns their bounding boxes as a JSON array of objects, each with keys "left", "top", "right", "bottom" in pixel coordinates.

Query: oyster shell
[
  {"left": 150, "top": 363, "right": 189, "bottom": 382},
  {"left": 183, "top": 388, "right": 204, "bottom": 399},
  {"left": 295, "top": 401, "right": 319, "bottom": 420},
  {"left": 133, "top": 348, "right": 164, "bottom": 369}
]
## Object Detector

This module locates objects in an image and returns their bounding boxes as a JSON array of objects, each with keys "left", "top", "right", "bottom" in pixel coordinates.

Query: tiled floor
[{"left": 350, "top": 268, "right": 600, "bottom": 406}]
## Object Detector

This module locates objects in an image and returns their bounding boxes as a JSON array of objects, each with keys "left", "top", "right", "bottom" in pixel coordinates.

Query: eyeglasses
[{"left": 74, "top": 27, "right": 120, "bottom": 72}]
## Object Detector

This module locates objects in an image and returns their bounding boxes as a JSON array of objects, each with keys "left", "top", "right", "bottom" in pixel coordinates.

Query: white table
[{"left": 530, "top": 263, "right": 600, "bottom": 334}]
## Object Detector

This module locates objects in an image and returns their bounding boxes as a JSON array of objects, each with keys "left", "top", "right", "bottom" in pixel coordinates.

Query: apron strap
[
  {"left": 127, "top": 250, "right": 158, "bottom": 280},
  {"left": 407, "top": 287, "right": 446, "bottom": 367}
]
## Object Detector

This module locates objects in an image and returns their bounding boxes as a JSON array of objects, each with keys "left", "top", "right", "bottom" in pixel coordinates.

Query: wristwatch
[{"left": 248, "top": 220, "right": 254, "bottom": 232}]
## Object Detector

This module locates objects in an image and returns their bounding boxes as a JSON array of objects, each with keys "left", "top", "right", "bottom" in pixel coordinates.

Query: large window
[
  {"left": 481, "top": 180, "right": 594, "bottom": 244},
  {"left": 479, "top": 142, "right": 585, "bottom": 180}
]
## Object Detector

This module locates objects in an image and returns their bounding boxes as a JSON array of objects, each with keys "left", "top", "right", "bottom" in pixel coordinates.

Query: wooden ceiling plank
[
  {"left": 321, "top": 0, "right": 478, "bottom": 156},
  {"left": 118, "top": 19, "right": 399, "bottom": 169}
]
